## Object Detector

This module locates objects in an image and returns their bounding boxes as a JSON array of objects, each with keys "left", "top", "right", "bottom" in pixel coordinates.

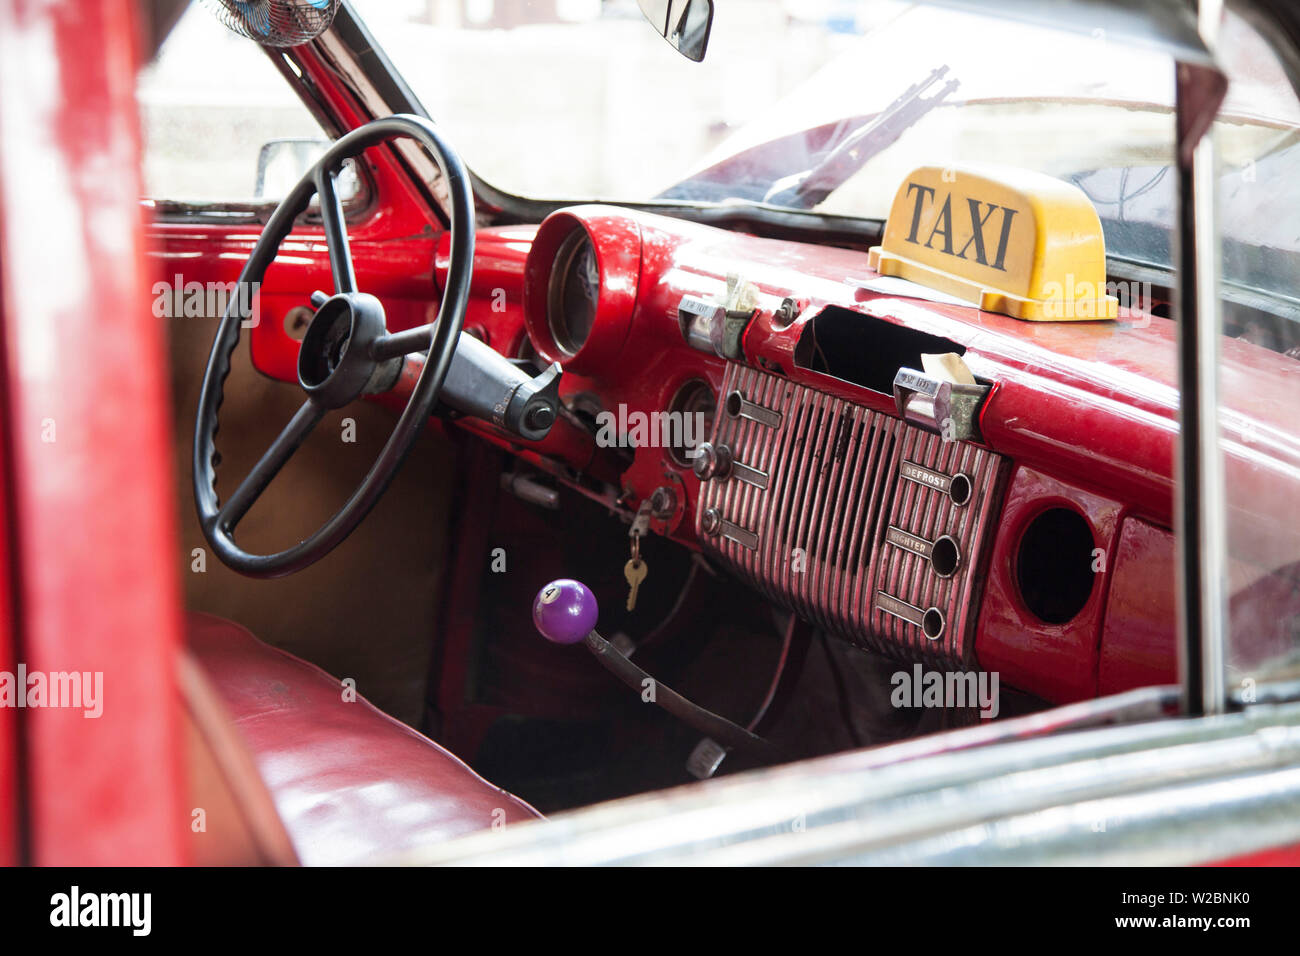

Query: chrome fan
[{"left": 200, "top": 0, "right": 339, "bottom": 48}]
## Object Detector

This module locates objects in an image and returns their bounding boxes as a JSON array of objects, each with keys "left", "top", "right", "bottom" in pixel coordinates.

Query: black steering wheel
[{"left": 194, "top": 114, "right": 472, "bottom": 578}]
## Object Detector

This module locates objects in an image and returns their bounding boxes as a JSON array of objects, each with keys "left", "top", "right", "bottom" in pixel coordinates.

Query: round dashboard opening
[
  {"left": 949, "top": 473, "right": 972, "bottom": 507},
  {"left": 667, "top": 379, "right": 716, "bottom": 468},
  {"left": 931, "top": 535, "right": 960, "bottom": 578},
  {"left": 546, "top": 229, "right": 599, "bottom": 357},
  {"left": 922, "top": 607, "right": 945, "bottom": 641},
  {"left": 1016, "top": 507, "right": 1096, "bottom": 624}
]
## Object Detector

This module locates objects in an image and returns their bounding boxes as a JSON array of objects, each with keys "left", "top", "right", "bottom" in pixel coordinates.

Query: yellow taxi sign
[{"left": 867, "top": 165, "right": 1118, "bottom": 321}]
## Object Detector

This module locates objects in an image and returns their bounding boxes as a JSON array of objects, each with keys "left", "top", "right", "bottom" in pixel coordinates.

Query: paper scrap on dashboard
[
  {"left": 725, "top": 272, "right": 760, "bottom": 313},
  {"left": 921, "top": 352, "right": 977, "bottom": 385}
]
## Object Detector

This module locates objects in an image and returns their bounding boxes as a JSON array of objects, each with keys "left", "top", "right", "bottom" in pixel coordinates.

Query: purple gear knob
[{"left": 533, "top": 579, "right": 599, "bottom": 645}]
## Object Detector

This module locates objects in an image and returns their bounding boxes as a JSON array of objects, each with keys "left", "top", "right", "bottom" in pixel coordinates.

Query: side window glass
[
  {"left": 1215, "top": 11, "right": 1300, "bottom": 355},
  {"left": 1217, "top": 11, "right": 1300, "bottom": 682},
  {"left": 137, "top": 5, "right": 346, "bottom": 204}
]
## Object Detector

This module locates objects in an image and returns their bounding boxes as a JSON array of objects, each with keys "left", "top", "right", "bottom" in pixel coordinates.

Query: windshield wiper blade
[{"left": 764, "top": 65, "right": 960, "bottom": 210}]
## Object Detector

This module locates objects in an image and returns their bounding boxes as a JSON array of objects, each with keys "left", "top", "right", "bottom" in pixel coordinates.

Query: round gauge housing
[
  {"left": 524, "top": 207, "right": 642, "bottom": 376},
  {"left": 547, "top": 230, "right": 600, "bottom": 356}
]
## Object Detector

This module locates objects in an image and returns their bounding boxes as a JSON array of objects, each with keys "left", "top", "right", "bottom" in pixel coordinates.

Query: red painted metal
[
  {"left": 0, "top": 330, "right": 16, "bottom": 866},
  {"left": 249, "top": 203, "right": 1300, "bottom": 702},
  {"left": 0, "top": 0, "right": 187, "bottom": 864},
  {"left": 437, "top": 223, "right": 729, "bottom": 530},
  {"left": 975, "top": 468, "right": 1125, "bottom": 702},
  {"left": 1099, "top": 519, "right": 1179, "bottom": 695},
  {"left": 151, "top": 201, "right": 440, "bottom": 386},
  {"left": 524, "top": 207, "right": 643, "bottom": 375},
  {"left": 1208, "top": 842, "right": 1300, "bottom": 865}
]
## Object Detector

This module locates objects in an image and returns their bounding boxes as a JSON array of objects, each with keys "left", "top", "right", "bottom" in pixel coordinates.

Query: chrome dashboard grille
[{"left": 698, "top": 363, "right": 1006, "bottom": 667}]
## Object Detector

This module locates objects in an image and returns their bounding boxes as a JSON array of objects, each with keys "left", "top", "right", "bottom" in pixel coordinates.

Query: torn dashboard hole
[{"left": 794, "top": 305, "right": 967, "bottom": 396}]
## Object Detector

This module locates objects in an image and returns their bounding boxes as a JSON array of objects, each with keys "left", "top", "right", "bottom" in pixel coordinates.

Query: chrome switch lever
[
  {"left": 692, "top": 441, "right": 733, "bottom": 481},
  {"left": 892, "top": 367, "right": 991, "bottom": 443}
]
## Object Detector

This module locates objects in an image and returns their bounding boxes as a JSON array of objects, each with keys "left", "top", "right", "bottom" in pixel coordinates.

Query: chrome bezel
[
  {"left": 666, "top": 378, "right": 717, "bottom": 468},
  {"left": 546, "top": 228, "right": 598, "bottom": 358}
]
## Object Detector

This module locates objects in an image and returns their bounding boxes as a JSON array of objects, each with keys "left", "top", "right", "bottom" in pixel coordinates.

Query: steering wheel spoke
[
  {"left": 218, "top": 398, "right": 327, "bottom": 532},
  {"left": 316, "top": 166, "right": 357, "bottom": 295}
]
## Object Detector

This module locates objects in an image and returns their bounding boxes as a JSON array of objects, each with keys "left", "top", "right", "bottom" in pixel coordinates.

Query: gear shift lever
[
  {"left": 532, "top": 579, "right": 780, "bottom": 760},
  {"left": 532, "top": 579, "right": 600, "bottom": 645}
]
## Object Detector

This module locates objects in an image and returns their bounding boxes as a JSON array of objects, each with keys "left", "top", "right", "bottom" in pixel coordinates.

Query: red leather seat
[{"left": 186, "top": 612, "right": 541, "bottom": 865}]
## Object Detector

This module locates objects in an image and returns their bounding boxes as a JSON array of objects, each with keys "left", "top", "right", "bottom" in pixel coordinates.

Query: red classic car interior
[
  {"left": 3, "top": 0, "right": 1300, "bottom": 876},
  {"left": 157, "top": 137, "right": 1299, "bottom": 861}
]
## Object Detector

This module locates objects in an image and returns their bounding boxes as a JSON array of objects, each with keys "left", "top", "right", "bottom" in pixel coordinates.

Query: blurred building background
[{"left": 138, "top": 0, "right": 875, "bottom": 203}]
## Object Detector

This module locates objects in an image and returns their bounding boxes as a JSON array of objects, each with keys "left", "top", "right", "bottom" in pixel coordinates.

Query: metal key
[{"left": 624, "top": 558, "right": 648, "bottom": 611}]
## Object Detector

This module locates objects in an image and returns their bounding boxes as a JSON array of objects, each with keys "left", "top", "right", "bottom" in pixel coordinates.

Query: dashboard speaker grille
[{"left": 698, "top": 363, "right": 1006, "bottom": 667}]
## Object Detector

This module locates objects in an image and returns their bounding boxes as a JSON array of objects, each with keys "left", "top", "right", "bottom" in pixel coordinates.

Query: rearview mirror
[
  {"left": 254, "top": 139, "right": 360, "bottom": 203},
  {"left": 636, "top": 0, "right": 714, "bottom": 62}
]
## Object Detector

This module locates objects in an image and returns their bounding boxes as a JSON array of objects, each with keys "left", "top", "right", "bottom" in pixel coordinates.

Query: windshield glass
[{"left": 360, "top": 0, "right": 1300, "bottom": 299}]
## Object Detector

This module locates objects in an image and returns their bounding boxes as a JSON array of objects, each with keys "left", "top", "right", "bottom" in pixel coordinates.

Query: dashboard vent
[{"left": 698, "top": 363, "right": 1006, "bottom": 667}]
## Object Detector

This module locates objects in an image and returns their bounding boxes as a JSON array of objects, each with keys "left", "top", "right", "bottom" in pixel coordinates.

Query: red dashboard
[{"left": 227, "top": 204, "right": 1300, "bottom": 705}]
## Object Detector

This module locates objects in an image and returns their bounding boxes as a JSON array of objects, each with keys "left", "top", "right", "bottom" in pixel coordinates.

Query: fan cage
[{"left": 201, "top": 0, "right": 340, "bottom": 48}]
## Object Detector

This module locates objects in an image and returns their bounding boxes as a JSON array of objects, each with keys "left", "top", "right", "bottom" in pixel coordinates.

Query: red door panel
[{"left": 0, "top": 0, "right": 186, "bottom": 864}]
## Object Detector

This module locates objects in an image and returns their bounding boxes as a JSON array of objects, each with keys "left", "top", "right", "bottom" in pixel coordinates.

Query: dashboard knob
[
  {"left": 532, "top": 579, "right": 598, "bottom": 645},
  {"left": 701, "top": 507, "right": 722, "bottom": 536},
  {"left": 649, "top": 485, "right": 678, "bottom": 518},
  {"left": 692, "top": 442, "right": 733, "bottom": 481}
]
